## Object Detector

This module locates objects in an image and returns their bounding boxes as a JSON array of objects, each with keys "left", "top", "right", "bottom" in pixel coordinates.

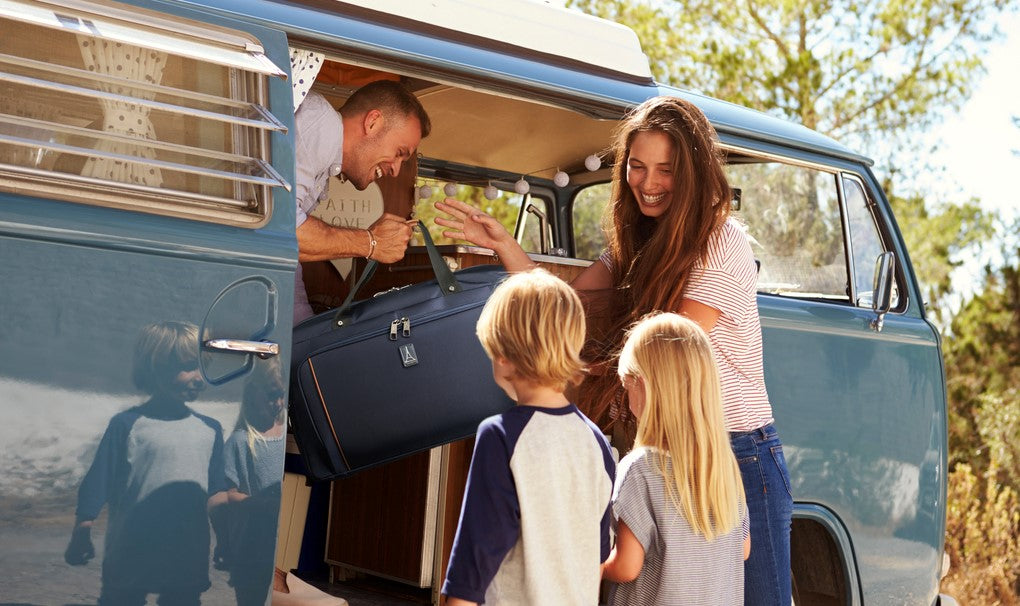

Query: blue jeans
[{"left": 730, "top": 423, "right": 792, "bottom": 606}]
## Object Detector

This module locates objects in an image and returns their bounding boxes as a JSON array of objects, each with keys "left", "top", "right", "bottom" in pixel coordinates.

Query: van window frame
[{"left": 0, "top": 0, "right": 290, "bottom": 228}]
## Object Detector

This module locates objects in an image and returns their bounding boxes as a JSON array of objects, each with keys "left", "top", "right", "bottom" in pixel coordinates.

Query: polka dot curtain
[
  {"left": 77, "top": 37, "right": 166, "bottom": 186},
  {"left": 290, "top": 48, "right": 324, "bottom": 112}
]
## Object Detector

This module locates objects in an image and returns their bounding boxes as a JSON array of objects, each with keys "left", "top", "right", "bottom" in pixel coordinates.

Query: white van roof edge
[{"left": 330, "top": 0, "right": 654, "bottom": 82}]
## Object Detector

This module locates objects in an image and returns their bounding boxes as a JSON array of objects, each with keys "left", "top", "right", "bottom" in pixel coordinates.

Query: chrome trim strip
[{"left": 0, "top": 71, "right": 284, "bottom": 132}]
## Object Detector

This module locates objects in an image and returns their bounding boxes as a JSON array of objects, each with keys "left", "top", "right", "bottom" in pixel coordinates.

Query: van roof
[
  {"left": 173, "top": 0, "right": 870, "bottom": 165},
  {"left": 326, "top": 0, "right": 654, "bottom": 82}
]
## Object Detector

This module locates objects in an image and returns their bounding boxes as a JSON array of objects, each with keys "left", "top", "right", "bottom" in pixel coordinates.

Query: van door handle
[{"left": 204, "top": 339, "right": 280, "bottom": 359}]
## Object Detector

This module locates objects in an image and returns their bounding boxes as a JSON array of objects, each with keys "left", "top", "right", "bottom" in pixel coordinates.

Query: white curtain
[
  {"left": 78, "top": 37, "right": 166, "bottom": 186},
  {"left": 289, "top": 48, "right": 324, "bottom": 112}
]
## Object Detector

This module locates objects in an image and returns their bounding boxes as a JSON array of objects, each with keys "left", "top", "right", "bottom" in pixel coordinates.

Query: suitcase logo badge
[{"left": 400, "top": 344, "right": 419, "bottom": 367}]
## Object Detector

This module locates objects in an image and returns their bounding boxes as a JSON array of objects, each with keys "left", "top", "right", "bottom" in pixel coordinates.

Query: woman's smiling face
[{"left": 626, "top": 130, "right": 676, "bottom": 219}]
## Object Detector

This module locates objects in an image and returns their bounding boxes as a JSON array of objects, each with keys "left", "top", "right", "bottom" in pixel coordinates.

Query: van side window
[
  {"left": 0, "top": 0, "right": 288, "bottom": 226},
  {"left": 726, "top": 160, "right": 848, "bottom": 302},
  {"left": 843, "top": 175, "right": 899, "bottom": 309},
  {"left": 571, "top": 182, "right": 612, "bottom": 260}
]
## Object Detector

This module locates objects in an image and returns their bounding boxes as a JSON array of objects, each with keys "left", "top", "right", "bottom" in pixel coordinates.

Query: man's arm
[{"left": 297, "top": 213, "right": 413, "bottom": 263}]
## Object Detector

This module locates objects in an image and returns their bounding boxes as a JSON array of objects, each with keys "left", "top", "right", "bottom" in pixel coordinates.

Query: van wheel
[{"left": 790, "top": 518, "right": 847, "bottom": 605}]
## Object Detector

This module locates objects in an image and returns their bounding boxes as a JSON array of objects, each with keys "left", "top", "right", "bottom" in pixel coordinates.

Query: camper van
[{"left": 0, "top": 0, "right": 952, "bottom": 604}]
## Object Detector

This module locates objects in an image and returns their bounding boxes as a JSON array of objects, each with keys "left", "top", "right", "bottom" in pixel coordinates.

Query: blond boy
[{"left": 441, "top": 269, "right": 616, "bottom": 606}]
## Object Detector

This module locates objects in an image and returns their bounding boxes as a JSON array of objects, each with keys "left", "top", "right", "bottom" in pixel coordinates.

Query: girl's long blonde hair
[{"left": 618, "top": 313, "right": 745, "bottom": 540}]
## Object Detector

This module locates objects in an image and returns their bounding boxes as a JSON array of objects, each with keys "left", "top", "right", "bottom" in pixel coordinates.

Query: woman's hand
[
  {"left": 434, "top": 198, "right": 510, "bottom": 250},
  {"left": 434, "top": 198, "right": 535, "bottom": 271}
]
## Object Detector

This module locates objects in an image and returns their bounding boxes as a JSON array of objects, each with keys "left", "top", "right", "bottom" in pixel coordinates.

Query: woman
[{"left": 435, "top": 96, "right": 792, "bottom": 605}]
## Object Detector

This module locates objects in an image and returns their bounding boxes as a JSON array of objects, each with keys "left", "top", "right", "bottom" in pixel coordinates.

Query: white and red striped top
[{"left": 601, "top": 218, "right": 773, "bottom": 432}]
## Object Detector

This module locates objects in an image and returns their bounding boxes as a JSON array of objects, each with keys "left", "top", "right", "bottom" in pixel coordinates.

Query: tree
[
  {"left": 943, "top": 228, "right": 1020, "bottom": 474},
  {"left": 569, "top": 0, "right": 1013, "bottom": 148},
  {"left": 889, "top": 192, "right": 994, "bottom": 322}
]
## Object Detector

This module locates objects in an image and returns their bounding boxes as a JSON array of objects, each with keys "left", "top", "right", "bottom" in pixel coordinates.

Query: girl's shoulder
[{"left": 618, "top": 446, "right": 664, "bottom": 474}]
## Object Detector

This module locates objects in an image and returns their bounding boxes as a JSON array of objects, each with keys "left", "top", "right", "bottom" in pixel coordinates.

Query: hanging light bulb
[
  {"left": 514, "top": 177, "right": 530, "bottom": 195},
  {"left": 484, "top": 184, "right": 499, "bottom": 200},
  {"left": 553, "top": 170, "right": 570, "bottom": 187},
  {"left": 444, "top": 182, "right": 458, "bottom": 197},
  {"left": 418, "top": 184, "right": 433, "bottom": 199},
  {"left": 584, "top": 154, "right": 601, "bottom": 172}
]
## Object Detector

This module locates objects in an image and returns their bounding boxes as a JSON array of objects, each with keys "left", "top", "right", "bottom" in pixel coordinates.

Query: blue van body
[{"left": 0, "top": 0, "right": 949, "bottom": 604}]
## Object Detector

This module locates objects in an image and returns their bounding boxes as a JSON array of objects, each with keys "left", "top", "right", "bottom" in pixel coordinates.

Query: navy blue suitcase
[{"left": 288, "top": 227, "right": 513, "bottom": 481}]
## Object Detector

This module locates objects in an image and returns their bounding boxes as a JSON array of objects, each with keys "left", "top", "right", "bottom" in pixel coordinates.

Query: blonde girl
[{"left": 601, "top": 313, "right": 748, "bottom": 605}]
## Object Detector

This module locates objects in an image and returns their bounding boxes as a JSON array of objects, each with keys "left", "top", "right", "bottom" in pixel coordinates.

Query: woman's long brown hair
[{"left": 577, "top": 96, "right": 731, "bottom": 432}]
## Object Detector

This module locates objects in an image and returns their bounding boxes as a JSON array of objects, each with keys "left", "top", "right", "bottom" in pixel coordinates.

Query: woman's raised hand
[
  {"left": 434, "top": 198, "right": 511, "bottom": 250},
  {"left": 433, "top": 198, "right": 535, "bottom": 272}
]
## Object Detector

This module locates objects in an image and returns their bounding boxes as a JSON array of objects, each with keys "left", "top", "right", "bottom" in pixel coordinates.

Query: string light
[
  {"left": 484, "top": 183, "right": 499, "bottom": 200},
  {"left": 417, "top": 184, "right": 433, "bottom": 199},
  {"left": 553, "top": 170, "right": 569, "bottom": 187},
  {"left": 444, "top": 182, "right": 458, "bottom": 197},
  {"left": 514, "top": 177, "right": 530, "bottom": 195},
  {"left": 584, "top": 154, "right": 602, "bottom": 171}
]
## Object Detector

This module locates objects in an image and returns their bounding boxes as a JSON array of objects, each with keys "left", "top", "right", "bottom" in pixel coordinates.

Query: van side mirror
[{"left": 870, "top": 251, "right": 895, "bottom": 332}]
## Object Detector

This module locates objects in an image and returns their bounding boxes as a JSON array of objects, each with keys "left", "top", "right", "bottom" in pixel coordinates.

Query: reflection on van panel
[{"left": 0, "top": 0, "right": 949, "bottom": 604}]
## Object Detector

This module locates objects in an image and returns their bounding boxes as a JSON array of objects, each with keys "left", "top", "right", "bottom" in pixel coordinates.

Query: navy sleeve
[
  {"left": 75, "top": 412, "right": 134, "bottom": 522},
  {"left": 585, "top": 416, "right": 617, "bottom": 562},
  {"left": 441, "top": 415, "right": 521, "bottom": 603},
  {"left": 598, "top": 435, "right": 616, "bottom": 562}
]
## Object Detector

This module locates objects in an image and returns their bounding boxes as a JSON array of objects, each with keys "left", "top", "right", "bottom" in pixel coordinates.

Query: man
[{"left": 293, "top": 80, "right": 431, "bottom": 323}]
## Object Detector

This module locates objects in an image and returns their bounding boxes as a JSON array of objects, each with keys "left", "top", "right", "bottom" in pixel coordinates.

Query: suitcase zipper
[{"left": 309, "top": 297, "right": 492, "bottom": 357}]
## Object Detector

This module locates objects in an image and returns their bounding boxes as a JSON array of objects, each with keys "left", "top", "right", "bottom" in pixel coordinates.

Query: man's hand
[
  {"left": 64, "top": 523, "right": 95, "bottom": 566},
  {"left": 368, "top": 213, "right": 414, "bottom": 263}
]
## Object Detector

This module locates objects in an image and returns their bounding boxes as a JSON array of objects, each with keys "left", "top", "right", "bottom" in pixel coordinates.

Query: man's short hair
[
  {"left": 340, "top": 79, "right": 431, "bottom": 138},
  {"left": 476, "top": 268, "right": 586, "bottom": 389}
]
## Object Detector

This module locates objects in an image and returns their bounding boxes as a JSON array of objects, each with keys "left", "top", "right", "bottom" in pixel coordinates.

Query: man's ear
[{"left": 361, "top": 109, "right": 384, "bottom": 136}]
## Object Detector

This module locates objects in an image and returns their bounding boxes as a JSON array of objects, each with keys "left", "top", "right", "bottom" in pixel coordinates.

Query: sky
[
  {"left": 929, "top": 11, "right": 1020, "bottom": 225},
  {"left": 924, "top": 10, "right": 1019, "bottom": 302}
]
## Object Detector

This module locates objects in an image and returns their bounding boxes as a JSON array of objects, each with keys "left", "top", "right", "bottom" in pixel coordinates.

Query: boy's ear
[{"left": 494, "top": 357, "right": 517, "bottom": 379}]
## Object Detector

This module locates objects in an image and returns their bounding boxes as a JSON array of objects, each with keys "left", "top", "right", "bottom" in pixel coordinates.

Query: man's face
[{"left": 344, "top": 113, "right": 422, "bottom": 191}]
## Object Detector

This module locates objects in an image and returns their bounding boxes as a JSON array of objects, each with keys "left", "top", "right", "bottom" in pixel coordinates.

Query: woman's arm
[
  {"left": 601, "top": 520, "right": 645, "bottom": 583},
  {"left": 678, "top": 297, "right": 722, "bottom": 334}
]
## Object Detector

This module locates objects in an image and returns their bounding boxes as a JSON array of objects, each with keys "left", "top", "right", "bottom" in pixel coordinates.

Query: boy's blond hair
[
  {"left": 618, "top": 312, "right": 746, "bottom": 540},
  {"left": 131, "top": 320, "right": 199, "bottom": 393},
  {"left": 476, "top": 268, "right": 586, "bottom": 390}
]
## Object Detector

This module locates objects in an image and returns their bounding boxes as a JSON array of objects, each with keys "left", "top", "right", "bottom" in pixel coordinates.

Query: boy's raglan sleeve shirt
[
  {"left": 442, "top": 414, "right": 523, "bottom": 603},
  {"left": 75, "top": 411, "right": 135, "bottom": 522}
]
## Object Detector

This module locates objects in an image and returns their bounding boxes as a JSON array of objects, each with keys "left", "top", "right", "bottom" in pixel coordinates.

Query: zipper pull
[
  {"left": 401, "top": 317, "right": 411, "bottom": 337},
  {"left": 389, "top": 319, "right": 399, "bottom": 341}
]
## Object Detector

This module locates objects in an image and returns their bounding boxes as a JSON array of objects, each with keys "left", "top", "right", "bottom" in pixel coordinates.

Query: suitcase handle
[{"left": 332, "top": 221, "right": 461, "bottom": 327}]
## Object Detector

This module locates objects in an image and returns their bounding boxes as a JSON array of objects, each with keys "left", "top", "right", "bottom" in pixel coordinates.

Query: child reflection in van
[
  {"left": 442, "top": 269, "right": 616, "bottom": 606},
  {"left": 65, "top": 320, "right": 227, "bottom": 606},
  {"left": 210, "top": 356, "right": 287, "bottom": 606}
]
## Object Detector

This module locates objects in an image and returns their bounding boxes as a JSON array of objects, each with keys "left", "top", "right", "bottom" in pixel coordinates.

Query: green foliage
[
  {"left": 943, "top": 240, "right": 1020, "bottom": 472},
  {"left": 889, "top": 193, "right": 995, "bottom": 322},
  {"left": 572, "top": 183, "right": 612, "bottom": 260}
]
